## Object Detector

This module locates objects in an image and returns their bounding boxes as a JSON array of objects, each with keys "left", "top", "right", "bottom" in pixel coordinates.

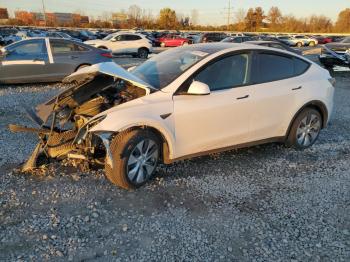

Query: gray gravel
[{"left": 0, "top": 57, "right": 349, "bottom": 261}]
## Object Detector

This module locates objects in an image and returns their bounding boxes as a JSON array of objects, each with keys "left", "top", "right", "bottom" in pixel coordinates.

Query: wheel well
[
  {"left": 97, "top": 46, "right": 108, "bottom": 49},
  {"left": 117, "top": 126, "right": 170, "bottom": 164},
  {"left": 75, "top": 63, "right": 91, "bottom": 72},
  {"left": 286, "top": 101, "right": 328, "bottom": 138},
  {"left": 138, "top": 47, "right": 149, "bottom": 52}
]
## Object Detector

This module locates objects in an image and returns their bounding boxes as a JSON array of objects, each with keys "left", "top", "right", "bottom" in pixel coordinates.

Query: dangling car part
[{"left": 9, "top": 62, "right": 154, "bottom": 172}]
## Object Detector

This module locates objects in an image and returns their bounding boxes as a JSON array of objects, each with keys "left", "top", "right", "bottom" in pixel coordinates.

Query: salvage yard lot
[{"left": 0, "top": 51, "right": 349, "bottom": 261}]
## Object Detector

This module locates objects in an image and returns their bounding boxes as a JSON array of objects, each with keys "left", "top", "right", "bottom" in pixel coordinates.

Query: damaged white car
[{"left": 10, "top": 43, "right": 335, "bottom": 189}]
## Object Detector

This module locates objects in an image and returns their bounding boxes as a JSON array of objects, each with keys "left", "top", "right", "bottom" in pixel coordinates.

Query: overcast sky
[{"left": 1, "top": 0, "right": 348, "bottom": 25}]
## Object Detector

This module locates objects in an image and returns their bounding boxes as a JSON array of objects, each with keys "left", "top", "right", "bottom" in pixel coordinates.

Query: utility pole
[
  {"left": 41, "top": 0, "right": 47, "bottom": 26},
  {"left": 223, "top": 0, "right": 234, "bottom": 31}
]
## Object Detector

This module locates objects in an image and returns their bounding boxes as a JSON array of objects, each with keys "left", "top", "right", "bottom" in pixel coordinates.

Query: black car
[
  {"left": 319, "top": 37, "right": 350, "bottom": 70},
  {"left": 198, "top": 32, "right": 227, "bottom": 43}
]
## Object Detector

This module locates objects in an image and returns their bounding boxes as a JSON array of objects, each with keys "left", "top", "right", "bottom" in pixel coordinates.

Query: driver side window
[{"left": 194, "top": 53, "right": 251, "bottom": 91}]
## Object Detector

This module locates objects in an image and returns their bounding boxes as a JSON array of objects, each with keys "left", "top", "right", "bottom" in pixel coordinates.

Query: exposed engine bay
[{"left": 9, "top": 63, "right": 149, "bottom": 171}]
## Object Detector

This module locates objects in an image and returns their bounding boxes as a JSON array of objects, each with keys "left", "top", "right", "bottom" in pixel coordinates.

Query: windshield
[
  {"left": 103, "top": 34, "right": 116, "bottom": 40},
  {"left": 59, "top": 32, "right": 71, "bottom": 38},
  {"left": 132, "top": 47, "right": 210, "bottom": 89}
]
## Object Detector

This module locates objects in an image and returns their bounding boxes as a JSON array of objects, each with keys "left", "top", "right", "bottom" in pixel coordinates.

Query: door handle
[
  {"left": 70, "top": 55, "right": 79, "bottom": 59},
  {"left": 236, "top": 95, "right": 249, "bottom": 100},
  {"left": 292, "top": 86, "right": 302, "bottom": 90}
]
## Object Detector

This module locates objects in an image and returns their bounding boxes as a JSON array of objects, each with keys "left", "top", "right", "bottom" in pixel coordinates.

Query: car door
[
  {"left": 0, "top": 39, "right": 50, "bottom": 83},
  {"left": 48, "top": 39, "right": 90, "bottom": 79},
  {"left": 110, "top": 34, "right": 128, "bottom": 54},
  {"left": 124, "top": 34, "right": 142, "bottom": 53},
  {"left": 173, "top": 52, "right": 255, "bottom": 157},
  {"left": 248, "top": 51, "right": 302, "bottom": 141}
]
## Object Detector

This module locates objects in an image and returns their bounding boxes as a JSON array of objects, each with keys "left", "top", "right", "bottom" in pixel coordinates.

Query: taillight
[{"left": 101, "top": 52, "right": 112, "bottom": 58}]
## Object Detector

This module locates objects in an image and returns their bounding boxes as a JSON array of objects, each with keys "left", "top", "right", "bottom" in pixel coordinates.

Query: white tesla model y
[{"left": 16, "top": 43, "right": 335, "bottom": 189}]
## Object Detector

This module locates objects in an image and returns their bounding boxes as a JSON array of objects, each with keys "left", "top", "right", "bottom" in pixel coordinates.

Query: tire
[
  {"left": 97, "top": 46, "right": 108, "bottom": 49},
  {"left": 286, "top": 108, "right": 322, "bottom": 149},
  {"left": 309, "top": 41, "right": 316, "bottom": 47},
  {"left": 296, "top": 42, "right": 303, "bottom": 48},
  {"left": 137, "top": 48, "right": 149, "bottom": 59},
  {"left": 182, "top": 42, "right": 189, "bottom": 46},
  {"left": 105, "top": 129, "right": 160, "bottom": 189},
  {"left": 76, "top": 64, "right": 91, "bottom": 71},
  {"left": 160, "top": 42, "right": 166, "bottom": 47}
]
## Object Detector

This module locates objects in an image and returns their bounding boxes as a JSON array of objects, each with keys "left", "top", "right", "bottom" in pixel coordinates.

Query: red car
[
  {"left": 315, "top": 36, "right": 333, "bottom": 44},
  {"left": 156, "top": 34, "right": 190, "bottom": 47}
]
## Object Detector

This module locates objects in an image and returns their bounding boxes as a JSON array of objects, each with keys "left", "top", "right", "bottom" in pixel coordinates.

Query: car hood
[
  {"left": 32, "top": 62, "right": 156, "bottom": 124},
  {"left": 63, "top": 62, "right": 155, "bottom": 90}
]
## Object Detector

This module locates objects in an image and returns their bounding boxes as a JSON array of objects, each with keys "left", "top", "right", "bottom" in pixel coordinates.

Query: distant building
[{"left": 0, "top": 8, "right": 9, "bottom": 20}]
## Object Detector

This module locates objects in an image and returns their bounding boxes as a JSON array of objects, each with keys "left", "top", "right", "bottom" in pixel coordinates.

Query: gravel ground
[{"left": 0, "top": 56, "right": 349, "bottom": 261}]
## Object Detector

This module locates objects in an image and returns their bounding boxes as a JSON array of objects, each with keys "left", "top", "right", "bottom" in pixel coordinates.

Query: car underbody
[{"left": 9, "top": 63, "right": 149, "bottom": 171}]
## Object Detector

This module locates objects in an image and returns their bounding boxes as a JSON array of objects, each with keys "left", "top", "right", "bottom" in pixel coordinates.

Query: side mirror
[{"left": 187, "top": 81, "right": 210, "bottom": 95}]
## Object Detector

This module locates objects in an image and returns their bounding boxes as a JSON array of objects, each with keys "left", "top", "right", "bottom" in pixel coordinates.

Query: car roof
[{"left": 245, "top": 40, "right": 281, "bottom": 45}]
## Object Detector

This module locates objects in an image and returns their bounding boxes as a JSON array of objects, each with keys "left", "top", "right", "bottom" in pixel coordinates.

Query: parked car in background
[
  {"left": 198, "top": 32, "right": 227, "bottom": 43},
  {"left": 85, "top": 32, "right": 153, "bottom": 58},
  {"left": 292, "top": 35, "right": 318, "bottom": 46},
  {"left": 246, "top": 41, "right": 302, "bottom": 55},
  {"left": 277, "top": 36, "right": 305, "bottom": 47},
  {"left": 155, "top": 34, "right": 190, "bottom": 47},
  {"left": 12, "top": 43, "right": 334, "bottom": 189},
  {"left": 221, "top": 36, "right": 254, "bottom": 43},
  {"left": 319, "top": 36, "right": 350, "bottom": 70},
  {"left": 0, "top": 38, "right": 112, "bottom": 84},
  {"left": 46, "top": 31, "right": 82, "bottom": 42},
  {"left": 62, "top": 30, "right": 90, "bottom": 42},
  {"left": 314, "top": 36, "right": 333, "bottom": 44}
]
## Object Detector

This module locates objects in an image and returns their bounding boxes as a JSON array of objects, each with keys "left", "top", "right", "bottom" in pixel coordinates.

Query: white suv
[
  {"left": 12, "top": 43, "right": 334, "bottom": 189},
  {"left": 85, "top": 32, "right": 153, "bottom": 58}
]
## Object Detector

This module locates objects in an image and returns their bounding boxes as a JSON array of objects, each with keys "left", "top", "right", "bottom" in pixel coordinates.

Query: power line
[{"left": 223, "top": 0, "right": 234, "bottom": 30}]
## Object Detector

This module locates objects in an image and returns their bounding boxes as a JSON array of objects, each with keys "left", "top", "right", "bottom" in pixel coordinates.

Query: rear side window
[
  {"left": 257, "top": 53, "right": 294, "bottom": 83},
  {"left": 294, "top": 58, "right": 310, "bottom": 75},
  {"left": 125, "top": 35, "right": 141, "bottom": 41},
  {"left": 50, "top": 40, "right": 89, "bottom": 53}
]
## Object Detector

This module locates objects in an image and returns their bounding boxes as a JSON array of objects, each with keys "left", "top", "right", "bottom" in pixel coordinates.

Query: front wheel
[
  {"left": 296, "top": 42, "right": 303, "bottom": 48},
  {"left": 105, "top": 129, "right": 160, "bottom": 189},
  {"left": 309, "top": 41, "right": 316, "bottom": 47},
  {"left": 286, "top": 108, "right": 322, "bottom": 149}
]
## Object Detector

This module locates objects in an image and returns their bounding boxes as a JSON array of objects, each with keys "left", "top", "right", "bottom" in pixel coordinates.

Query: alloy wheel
[
  {"left": 127, "top": 139, "right": 159, "bottom": 184},
  {"left": 296, "top": 113, "right": 321, "bottom": 147}
]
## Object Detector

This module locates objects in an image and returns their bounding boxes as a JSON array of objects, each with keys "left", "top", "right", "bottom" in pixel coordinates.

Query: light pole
[{"left": 41, "top": 0, "right": 47, "bottom": 26}]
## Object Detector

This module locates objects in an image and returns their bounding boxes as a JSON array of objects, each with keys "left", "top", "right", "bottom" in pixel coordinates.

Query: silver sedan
[{"left": 0, "top": 37, "right": 113, "bottom": 84}]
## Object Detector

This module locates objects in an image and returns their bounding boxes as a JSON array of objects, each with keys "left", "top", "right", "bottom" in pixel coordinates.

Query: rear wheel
[
  {"left": 160, "top": 42, "right": 166, "bottom": 47},
  {"left": 286, "top": 108, "right": 322, "bottom": 149},
  {"left": 296, "top": 42, "right": 303, "bottom": 48},
  {"left": 105, "top": 129, "right": 160, "bottom": 189},
  {"left": 138, "top": 48, "right": 149, "bottom": 59},
  {"left": 309, "top": 41, "right": 316, "bottom": 47},
  {"left": 182, "top": 42, "right": 189, "bottom": 46}
]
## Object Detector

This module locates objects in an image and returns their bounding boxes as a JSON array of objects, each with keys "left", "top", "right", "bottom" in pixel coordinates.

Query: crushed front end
[{"left": 9, "top": 62, "right": 151, "bottom": 171}]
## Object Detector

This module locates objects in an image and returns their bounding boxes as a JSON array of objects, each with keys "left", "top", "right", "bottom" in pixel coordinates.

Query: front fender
[{"left": 90, "top": 110, "right": 176, "bottom": 159}]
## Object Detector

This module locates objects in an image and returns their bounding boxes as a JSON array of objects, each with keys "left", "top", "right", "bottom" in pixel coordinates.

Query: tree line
[{"left": 4, "top": 5, "right": 350, "bottom": 33}]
